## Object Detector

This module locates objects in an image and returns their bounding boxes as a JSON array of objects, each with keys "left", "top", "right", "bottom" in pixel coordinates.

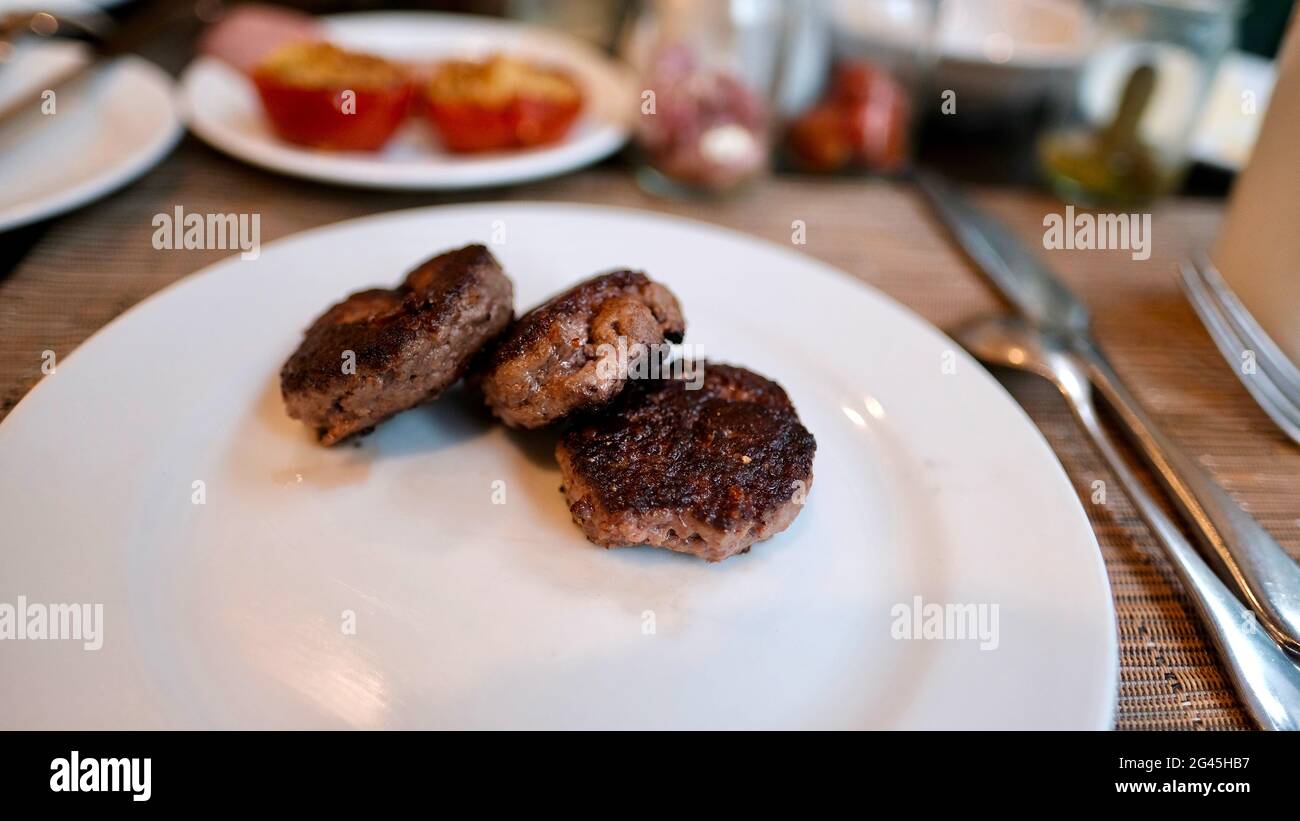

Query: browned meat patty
[
  {"left": 556, "top": 363, "right": 815, "bottom": 562},
  {"left": 476, "top": 270, "right": 685, "bottom": 429},
  {"left": 281, "top": 244, "right": 513, "bottom": 444}
]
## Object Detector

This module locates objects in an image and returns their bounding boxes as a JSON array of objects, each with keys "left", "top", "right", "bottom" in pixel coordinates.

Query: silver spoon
[{"left": 956, "top": 313, "right": 1300, "bottom": 730}]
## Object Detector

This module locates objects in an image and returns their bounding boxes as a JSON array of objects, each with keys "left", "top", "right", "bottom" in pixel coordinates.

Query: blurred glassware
[
  {"left": 622, "top": 0, "right": 803, "bottom": 197},
  {"left": 773, "top": 0, "right": 832, "bottom": 118},
  {"left": 787, "top": 0, "right": 934, "bottom": 175},
  {"left": 834, "top": 0, "right": 1089, "bottom": 124},
  {"left": 1039, "top": 0, "right": 1240, "bottom": 206}
]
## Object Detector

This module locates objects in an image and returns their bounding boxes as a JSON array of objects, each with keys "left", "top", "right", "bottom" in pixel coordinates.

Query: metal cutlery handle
[
  {"left": 915, "top": 168, "right": 1300, "bottom": 655},
  {"left": 1063, "top": 366, "right": 1300, "bottom": 730},
  {"left": 1076, "top": 338, "right": 1300, "bottom": 654}
]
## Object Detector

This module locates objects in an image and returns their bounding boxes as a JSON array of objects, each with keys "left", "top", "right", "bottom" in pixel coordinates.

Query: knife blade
[{"left": 915, "top": 168, "right": 1091, "bottom": 338}]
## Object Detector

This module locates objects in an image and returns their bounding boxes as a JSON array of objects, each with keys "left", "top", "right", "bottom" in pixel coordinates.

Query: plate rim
[
  {"left": 0, "top": 200, "right": 1119, "bottom": 729},
  {"left": 0, "top": 55, "right": 182, "bottom": 233}
]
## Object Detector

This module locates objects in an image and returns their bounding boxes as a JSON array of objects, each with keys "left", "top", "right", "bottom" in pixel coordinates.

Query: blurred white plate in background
[
  {"left": 0, "top": 41, "right": 181, "bottom": 232},
  {"left": 179, "top": 12, "right": 636, "bottom": 191}
]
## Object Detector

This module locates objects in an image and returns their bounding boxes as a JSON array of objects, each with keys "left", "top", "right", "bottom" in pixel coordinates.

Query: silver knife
[{"left": 916, "top": 169, "right": 1300, "bottom": 654}]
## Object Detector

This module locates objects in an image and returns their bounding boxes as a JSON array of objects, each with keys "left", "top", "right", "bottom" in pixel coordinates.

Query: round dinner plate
[
  {"left": 178, "top": 12, "right": 635, "bottom": 191},
  {"left": 0, "top": 204, "right": 1117, "bottom": 729},
  {"left": 0, "top": 44, "right": 181, "bottom": 233}
]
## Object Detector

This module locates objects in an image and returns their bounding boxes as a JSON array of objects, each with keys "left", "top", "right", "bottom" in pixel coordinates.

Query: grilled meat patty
[
  {"left": 477, "top": 270, "right": 685, "bottom": 429},
  {"left": 281, "top": 243, "right": 513, "bottom": 444},
  {"left": 556, "top": 362, "right": 815, "bottom": 562}
]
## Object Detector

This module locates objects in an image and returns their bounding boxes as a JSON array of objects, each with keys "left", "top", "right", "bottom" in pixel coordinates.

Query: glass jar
[
  {"left": 623, "top": 0, "right": 791, "bottom": 197},
  {"left": 1038, "top": 0, "right": 1240, "bottom": 205},
  {"left": 783, "top": 0, "right": 933, "bottom": 176}
]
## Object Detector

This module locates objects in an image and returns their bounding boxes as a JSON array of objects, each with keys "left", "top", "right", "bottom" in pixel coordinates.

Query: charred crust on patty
[
  {"left": 556, "top": 362, "right": 815, "bottom": 561},
  {"left": 476, "top": 270, "right": 685, "bottom": 429},
  {"left": 281, "top": 243, "right": 513, "bottom": 445}
]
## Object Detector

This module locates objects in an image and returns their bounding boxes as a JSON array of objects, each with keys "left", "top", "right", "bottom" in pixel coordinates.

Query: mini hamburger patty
[
  {"left": 556, "top": 363, "right": 815, "bottom": 562},
  {"left": 281, "top": 244, "right": 513, "bottom": 444},
  {"left": 477, "top": 270, "right": 685, "bottom": 429}
]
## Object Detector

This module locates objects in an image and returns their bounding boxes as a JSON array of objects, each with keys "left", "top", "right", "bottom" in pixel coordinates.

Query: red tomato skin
[
  {"left": 423, "top": 101, "right": 517, "bottom": 153},
  {"left": 253, "top": 76, "right": 412, "bottom": 151},
  {"left": 512, "top": 96, "right": 581, "bottom": 147},
  {"left": 425, "top": 95, "right": 581, "bottom": 153}
]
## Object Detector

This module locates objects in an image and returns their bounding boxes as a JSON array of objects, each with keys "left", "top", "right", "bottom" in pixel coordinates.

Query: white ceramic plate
[
  {"left": 0, "top": 43, "right": 181, "bottom": 233},
  {"left": 179, "top": 12, "right": 635, "bottom": 191},
  {"left": 0, "top": 204, "right": 1117, "bottom": 729}
]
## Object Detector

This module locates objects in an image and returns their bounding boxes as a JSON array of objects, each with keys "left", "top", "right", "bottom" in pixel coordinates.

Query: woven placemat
[{"left": 5, "top": 139, "right": 1297, "bottom": 729}]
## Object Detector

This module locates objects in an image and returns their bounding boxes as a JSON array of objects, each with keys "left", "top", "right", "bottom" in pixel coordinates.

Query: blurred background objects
[
  {"left": 0, "top": 0, "right": 1292, "bottom": 226},
  {"left": 1038, "top": 0, "right": 1239, "bottom": 205}
]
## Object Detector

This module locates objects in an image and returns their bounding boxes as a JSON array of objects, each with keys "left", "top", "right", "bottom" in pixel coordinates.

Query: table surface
[{"left": 4, "top": 137, "right": 1297, "bottom": 730}]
